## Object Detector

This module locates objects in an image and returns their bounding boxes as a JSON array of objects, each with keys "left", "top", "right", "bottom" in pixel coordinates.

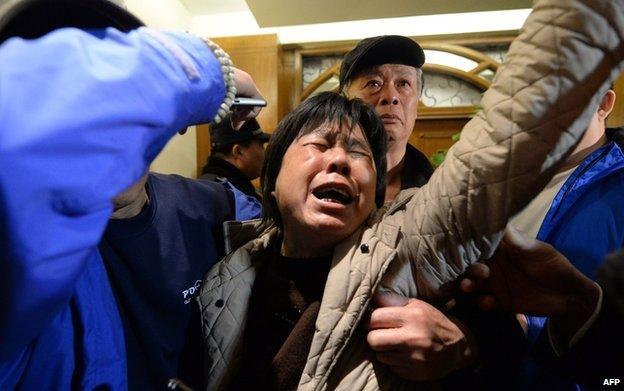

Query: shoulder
[
  {"left": 147, "top": 172, "right": 235, "bottom": 217},
  {"left": 149, "top": 172, "right": 230, "bottom": 199},
  {"left": 201, "top": 227, "right": 276, "bottom": 289},
  {"left": 198, "top": 172, "right": 228, "bottom": 183},
  {"left": 405, "top": 144, "right": 434, "bottom": 172},
  {"left": 606, "top": 127, "right": 624, "bottom": 149},
  {"left": 401, "top": 144, "right": 434, "bottom": 188}
]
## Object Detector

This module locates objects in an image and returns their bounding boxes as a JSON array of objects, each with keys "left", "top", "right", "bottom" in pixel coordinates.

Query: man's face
[
  {"left": 273, "top": 122, "right": 377, "bottom": 245},
  {"left": 239, "top": 139, "right": 266, "bottom": 180},
  {"left": 345, "top": 64, "right": 420, "bottom": 153}
]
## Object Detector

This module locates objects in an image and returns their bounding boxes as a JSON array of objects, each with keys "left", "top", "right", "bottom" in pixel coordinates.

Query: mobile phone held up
[{"left": 231, "top": 97, "right": 267, "bottom": 107}]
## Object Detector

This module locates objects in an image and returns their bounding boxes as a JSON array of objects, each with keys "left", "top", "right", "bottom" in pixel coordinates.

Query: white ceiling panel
[{"left": 244, "top": 0, "right": 532, "bottom": 27}]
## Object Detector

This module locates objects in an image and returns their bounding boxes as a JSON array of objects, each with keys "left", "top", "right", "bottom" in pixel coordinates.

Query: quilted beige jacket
[{"left": 197, "top": 0, "right": 624, "bottom": 389}]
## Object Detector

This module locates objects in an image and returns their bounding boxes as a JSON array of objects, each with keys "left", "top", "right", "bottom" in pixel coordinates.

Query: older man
[{"left": 340, "top": 35, "right": 434, "bottom": 202}]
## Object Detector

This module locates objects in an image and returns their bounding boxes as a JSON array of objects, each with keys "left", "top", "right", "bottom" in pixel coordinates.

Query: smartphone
[{"left": 232, "top": 97, "right": 267, "bottom": 107}]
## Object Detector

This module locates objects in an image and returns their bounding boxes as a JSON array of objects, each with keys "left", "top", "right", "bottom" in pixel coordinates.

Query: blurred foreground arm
[{"left": 0, "top": 27, "right": 260, "bottom": 359}]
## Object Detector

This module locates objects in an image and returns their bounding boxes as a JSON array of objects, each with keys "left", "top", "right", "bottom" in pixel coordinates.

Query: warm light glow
[
  {"left": 424, "top": 50, "right": 478, "bottom": 72},
  {"left": 192, "top": 9, "right": 531, "bottom": 44}
]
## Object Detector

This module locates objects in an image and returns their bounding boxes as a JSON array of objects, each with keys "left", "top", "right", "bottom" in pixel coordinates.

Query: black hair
[{"left": 261, "top": 92, "right": 387, "bottom": 227}]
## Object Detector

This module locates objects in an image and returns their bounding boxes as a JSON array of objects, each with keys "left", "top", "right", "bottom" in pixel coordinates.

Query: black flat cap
[
  {"left": 211, "top": 118, "right": 270, "bottom": 149},
  {"left": 339, "top": 35, "right": 425, "bottom": 91},
  {"left": 0, "top": 0, "right": 143, "bottom": 44}
]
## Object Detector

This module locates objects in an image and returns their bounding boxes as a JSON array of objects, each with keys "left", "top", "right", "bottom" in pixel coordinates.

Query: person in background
[
  {"left": 101, "top": 169, "right": 260, "bottom": 390},
  {"left": 340, "top": 35, "right": 433, "bottom": 203},
  {"left": 505, "top": 88, "right": 624, "bottom": 390},
  {"left": 0, "top": 0, "right": 263, "bottom": 389},
  {"left": 200, "top": 117, "right": 269, "bottom": 200}
]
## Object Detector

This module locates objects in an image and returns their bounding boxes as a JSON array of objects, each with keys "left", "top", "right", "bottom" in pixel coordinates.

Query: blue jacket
[
  {"left": 0, "top": 27, "right": 226, "bottom": 389},
  {"left": 100, "top": 173, "right": 260, "bottom": 389},
  {"left": 524, "top": 132, "right": 624, "bottom": 389},
  {"left": 538, "top": 139, "right": 624, "bottom": 277}
]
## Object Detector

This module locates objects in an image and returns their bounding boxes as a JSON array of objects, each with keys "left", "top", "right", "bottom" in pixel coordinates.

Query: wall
[
  {"left": 196, "top": 35, "right": 281, "bottom": 174},
  {"left": 124, "top": 0, "right": 200, "bottom": 178},
  {"left": 125, "top": 0, "right": 191, "bottom": 30},
  {"left": 608, "top": 72, "right": 624, "bottom": 128}
]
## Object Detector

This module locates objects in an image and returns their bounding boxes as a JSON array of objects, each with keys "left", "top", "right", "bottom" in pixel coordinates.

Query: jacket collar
[
  {"left": 606, "top": 127, "right": 624, "bottom": 148},
  {"left": 202, "top": 156, "right": 258, "bottom": 198},
  {"left": 400, "top": 143, "right": 434, "bottom": 189},
  {"left": 538, "top": 141, "right": 624, "bottom": 240}
]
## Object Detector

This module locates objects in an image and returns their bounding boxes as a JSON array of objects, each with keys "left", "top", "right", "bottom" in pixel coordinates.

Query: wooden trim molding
[
  {"left": 418, "top": 105, "right": 479, "bottom": 119},
  {"left": 300, "top": 62, "right": 341, "bottom": 102}
]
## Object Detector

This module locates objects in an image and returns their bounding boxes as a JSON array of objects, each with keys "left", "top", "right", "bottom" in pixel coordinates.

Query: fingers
[
  {"left": 230, "top": 67, "right": 264, "bottom": 130},
  {"left": 503, "top": 224, "right": 568, "bottom": 267},
  {"left": 504, "top": 224, "right": 539, "bottom": 251},
  {"left": 368, "top": 306, "right": 407, "bottom": 330},
  {"left": 372, "top": 291, "right": 410, "bottom": 308},
  {"left": 459, "top": 276, "right": 489, "bottom": 294},
  {"left": 459, "top": 263, "right": 490, "bottom": 293},
  {"left": 367, "top": 327, "right": 407, "bottom": 351},
  {"left": 230, "top": 107, "right": 261, "bottom": 130},
  {"left": 233, "top": 67, "right": 263, "bottom": 100},
  {"left": 466, "top": 263, "right": 490, "bottom": 279},
  {"left": 366, "top": 292, "right": 410, "bottom": 330},
  {"left": 459, "top": 278, "right": 475, "bottom": 293},
  {"left": 516, "top": 313, "right": 529, "bottom": 336},
  {"left": 459, "top": 279, "right": 499, "bottom": 310},
  {"left": 229, "top": 110, "right": 249, "bottom": 130}
]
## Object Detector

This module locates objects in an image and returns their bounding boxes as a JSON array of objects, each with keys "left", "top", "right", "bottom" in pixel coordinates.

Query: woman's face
[{"left": 273, "top": 121, "right": 377, "bottom": 252}]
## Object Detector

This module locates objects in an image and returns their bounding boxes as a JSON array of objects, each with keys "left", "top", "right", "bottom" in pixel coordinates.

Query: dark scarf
[{"left": 400, "top": 143, "right": 434, "bottom": 189}]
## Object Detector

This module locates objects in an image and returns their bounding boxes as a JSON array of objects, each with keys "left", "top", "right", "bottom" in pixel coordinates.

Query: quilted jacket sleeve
[{"left": 397, "top": 0, "right": 624, "bottom": 300}]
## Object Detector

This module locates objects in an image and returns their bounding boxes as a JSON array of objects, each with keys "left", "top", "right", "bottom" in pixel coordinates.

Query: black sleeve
[
  {"left": 532, "top": 251, "right": 624, "bottom": 389},
  {"left": 441, "top": 297, "right": 528, "bottom": 388}
]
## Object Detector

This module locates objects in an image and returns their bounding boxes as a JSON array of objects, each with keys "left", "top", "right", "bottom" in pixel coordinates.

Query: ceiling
[
  {"left": 181, "top": 0, "right": 531, "bottom": 27},
  {"left": 180, "top": 0, "right": 248, "bottom": 15}
]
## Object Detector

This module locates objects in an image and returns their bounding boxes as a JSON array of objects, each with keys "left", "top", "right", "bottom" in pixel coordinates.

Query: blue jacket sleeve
[
  {"left": 223, "top": 182, "right": 263, "bottom": 221},
  {"left": 0, "top": 26, "right": 225, "bottom": 360}
]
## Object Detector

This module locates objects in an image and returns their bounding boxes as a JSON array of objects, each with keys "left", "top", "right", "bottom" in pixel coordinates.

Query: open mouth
[{"left": 312, "top": 184, "right": 354, "bottom": 205}]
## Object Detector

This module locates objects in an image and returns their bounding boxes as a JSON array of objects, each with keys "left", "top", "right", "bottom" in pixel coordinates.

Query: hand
[
  {"left": 460, "top": 225, "right": 600, "bottom": 344},
  {"left": 460, "top": 225, "right": 599, "bottom": 317},
  {"left": 230, "top": 67, "right": 264, "bottom": 130},
  {"left": 366, "top": 292, "right": 476, "bottom": 381}
]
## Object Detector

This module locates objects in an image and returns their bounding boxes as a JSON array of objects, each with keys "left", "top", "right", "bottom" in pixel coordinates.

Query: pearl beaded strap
[{"left": 198, "top": 37, "right": 237, "bottom": 124}]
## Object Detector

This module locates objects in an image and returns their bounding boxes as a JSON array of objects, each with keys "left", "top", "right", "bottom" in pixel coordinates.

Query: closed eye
[
  {"left": 306, "top": 142, "right": 329, "bottom": 151},
  {"left": 349, "top": 149, "right": 371, "bottom": 158}
]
